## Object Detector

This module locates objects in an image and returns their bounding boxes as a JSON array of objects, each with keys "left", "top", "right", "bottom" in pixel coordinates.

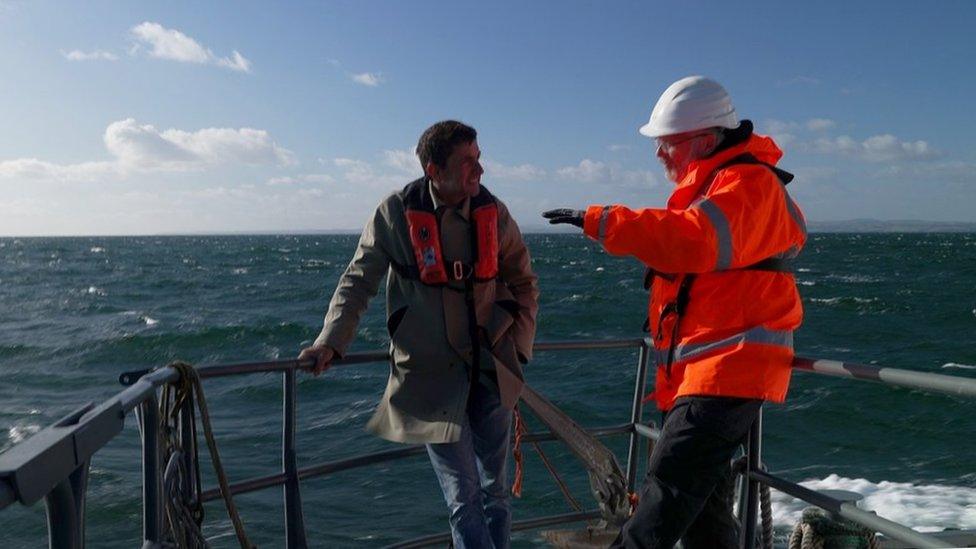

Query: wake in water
[{"left": 769, "top": 474, "right": 976, "bottom": 533}]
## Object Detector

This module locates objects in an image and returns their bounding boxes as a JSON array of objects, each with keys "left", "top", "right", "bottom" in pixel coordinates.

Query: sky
[{"left": 1, "top": 0, "right": 974, "bottom": 236}]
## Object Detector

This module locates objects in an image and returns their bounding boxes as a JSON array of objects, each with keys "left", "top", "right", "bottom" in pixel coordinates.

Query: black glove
[{"left": 542, "top": 208, "right": 585, "bottom": 228}]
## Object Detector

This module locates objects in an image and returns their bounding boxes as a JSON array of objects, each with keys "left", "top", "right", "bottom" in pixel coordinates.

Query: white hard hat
[{"left": 638, "top": 76, "right": 739, "bottom": 138}]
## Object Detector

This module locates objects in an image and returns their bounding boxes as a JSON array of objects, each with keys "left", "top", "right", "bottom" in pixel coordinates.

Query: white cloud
[
  {"left": 0, "top": 118, "right": 293, "bottom": 182},
  {"left": 759, "top": 119, "right": 799, "bottom": 146},
  {"left": 812, "top": 134, "right": 939, "bottom": 163},
  {"left": 790, "top": 165, "right": 839, "bottom": 183},
  {"left": 874, "top": 160, "right": 976, "bottom": 184},
  {"left": 216, "top": 50, "right": 251, "bottom": 73},
  {"left": 330, "top": 156, "right": 408, "bottom": 191},
  {"left": 351, "top": 72, "right": 384, "bottom": 87},
  {"left": 557, "top": 159, "right": 657, "bottom": 187},
  {"left": 761, "top": 118, "right": 834, "bottom": 141},
  {"left": 267, "top": 174, "right": 334, "bottom": 186},
  {"left": 484, "top": 160, "right": 546, "bottom": 181},
  {"left": 0, "top": 158, "right": 118, "bottom": 182},
  {"left": 129, "top": 22, "right": 252, "bottom": 73},
  {"left": 382, "top": 148, "right": 420, "bottom": 175},
  {"left": 806, "top": 118, "right": 836, "bottom": 132},
  {"left": 61, "top": 49, "right": 118, "bottom": 62},
  {"left": 557, "top": 159, "right": 607, "bottom": 183}
]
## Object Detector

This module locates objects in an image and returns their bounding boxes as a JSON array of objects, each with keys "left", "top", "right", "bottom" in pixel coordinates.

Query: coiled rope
[
  {"left": 787, "top": 507, "right": 879, "bottom": 549},
  {"left": 159, "top": 361, "right": 255, "bottom": 549}
]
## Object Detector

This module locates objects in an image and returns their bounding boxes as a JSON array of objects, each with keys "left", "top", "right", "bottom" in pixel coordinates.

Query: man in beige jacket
[{"left": 300, "top": 120, "right": 538, "bottom": 548}]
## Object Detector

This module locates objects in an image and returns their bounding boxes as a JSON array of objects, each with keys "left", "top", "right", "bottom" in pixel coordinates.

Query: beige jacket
[{"left": 314, "top": 180, "right": 539, "bottom": 444}]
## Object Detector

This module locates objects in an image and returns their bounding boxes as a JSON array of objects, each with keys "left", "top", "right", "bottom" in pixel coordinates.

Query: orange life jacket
[
  {"left": 582, "top": 121, "right": 807, "bottom": 410},
  {"left": 397, "top": 177, "right": 499, "bottom": 285}
]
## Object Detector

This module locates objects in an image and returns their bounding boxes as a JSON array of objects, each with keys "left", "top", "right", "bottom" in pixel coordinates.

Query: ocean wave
[
  {"left": 86, "top": 285, "right": 107, "bottom": 296},
  {"left": 942, "top": 362, "right": 976, "bottom": 370},
  {"left": 769, "top": 474, "right": 976, "bottom": 533},
  {"left": 825, "top": 274, "right": 883, "bottom": 284},
  {"left": 90, "top": 246, "right": 105, "bottom": 253},
  {"left": 797, "top": 280, "right": 816, "bottom": 286},
  {"left": 0, "top": 344, "right": 39, "bottom": 359},
  {"left": 809, "top": 297, "right": 878, "bottom": 305}
]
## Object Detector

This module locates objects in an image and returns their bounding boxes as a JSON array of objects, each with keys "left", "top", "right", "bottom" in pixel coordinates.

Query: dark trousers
[{"left": 611, "top": 396, "right": 763, "bottom": 549}]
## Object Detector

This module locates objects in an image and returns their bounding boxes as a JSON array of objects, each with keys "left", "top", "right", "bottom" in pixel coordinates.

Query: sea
[{"left": 1, "top": 233, "right": 975, "bottom": 547}]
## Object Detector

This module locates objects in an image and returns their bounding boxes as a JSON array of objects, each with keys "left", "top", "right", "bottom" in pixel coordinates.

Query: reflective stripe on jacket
[{"left": 583, "top": 128, "right": 806, "bottom": 410}]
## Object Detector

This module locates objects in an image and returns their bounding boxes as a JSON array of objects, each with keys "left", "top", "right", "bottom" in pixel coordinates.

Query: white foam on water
[
  {"left": 86, "top": 285, "right": 106, "bottom": 296},
  {"left": 231, "top": 267, "right": 248, "bottom": 275},
  {"left": 809, "top": 297, "right": 878, "bottom": 305},
  {"left": 89, "top": 246, "right": 105, "bottom": 253},
  {"left": 7, "top": 424, "right": 41, "bottom": 444},
  {"left": 140, "top": 315, "right": 159, "bottom": 326},
  {"left": 596, "top": 267, "right": 605, "bottom": 272},
  {"left": 942, "top": 362, "right": 976, "bottom": 370},
  {"left": 826, "top": 274, "right": 882, "bottom": 283},
  {"left": 769, "top": 474, "right": 976, "bottom": 533},
  {"left": 798, "top": 280, "right": 816, "bottom": 286}
]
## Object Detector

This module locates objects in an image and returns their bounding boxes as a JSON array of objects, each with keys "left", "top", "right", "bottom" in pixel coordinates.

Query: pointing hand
[{"left": 542, "top": 208, "right": 585, "bottom": 228}]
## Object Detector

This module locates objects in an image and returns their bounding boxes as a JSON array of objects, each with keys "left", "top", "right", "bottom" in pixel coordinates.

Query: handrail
[
  {"left": 199, "top": 423, "right": 635, "bottom": 503},
  {"left": 793, "top": 356, "right": 976, "bottom": 398},
  {"left": 2, "top": 339, "right": 975, "bottom": 548}
]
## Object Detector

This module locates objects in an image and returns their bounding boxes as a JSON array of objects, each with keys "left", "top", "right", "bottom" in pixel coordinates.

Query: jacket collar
[
  {"left": 428, "top": 179, "right": 471, "bottom": 220},
  {"left": 667, "top": 120, "right": 784, "bottom": 209}
]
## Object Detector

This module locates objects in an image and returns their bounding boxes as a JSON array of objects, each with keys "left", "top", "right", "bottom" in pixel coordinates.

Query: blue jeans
[{"left": 426, "top": 376, "right": 512, "bottom": 549}]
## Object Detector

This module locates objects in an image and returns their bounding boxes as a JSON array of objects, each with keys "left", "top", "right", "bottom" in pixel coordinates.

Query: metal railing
[{"left": 1, "top": 338, "right": 975, "bottom": 548}]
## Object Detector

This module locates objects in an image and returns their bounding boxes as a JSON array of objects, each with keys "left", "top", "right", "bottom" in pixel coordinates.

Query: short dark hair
[{"left": 416, "top": 120, "right": 477, "bottom": 170}]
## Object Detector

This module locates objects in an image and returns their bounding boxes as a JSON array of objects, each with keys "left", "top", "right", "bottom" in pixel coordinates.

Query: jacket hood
[{"left": 668, "top": 120, "right": 784, "bottom": 209}]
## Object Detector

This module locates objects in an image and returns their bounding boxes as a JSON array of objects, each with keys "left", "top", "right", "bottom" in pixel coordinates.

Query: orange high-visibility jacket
[{"left": 583, "top": 128, "right": 806, "bottom": 411}]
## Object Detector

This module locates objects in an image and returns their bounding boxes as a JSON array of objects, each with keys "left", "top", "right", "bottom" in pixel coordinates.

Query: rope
[
  {"left": 511, "top": 407, "right": 526, "bottom": 498},
  {"left": 787, "top": 506, "right": 877, "bottom": 549},
  {"left": 760, "top": 482, "right": 774, "bottom": 549},
  {"left": 159, "top": 363, "right": 206, "bottom": 548},
  {"left": 510, "top": 406, "right": 583, "bottom": 512},
  {"left": 161, "top": 361, "right": 256, "bottom": 549}
]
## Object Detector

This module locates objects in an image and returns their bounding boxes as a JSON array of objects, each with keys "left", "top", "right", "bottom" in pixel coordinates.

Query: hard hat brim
[{"left": 638, "top": 122, "right": 662, "bottom": 138}]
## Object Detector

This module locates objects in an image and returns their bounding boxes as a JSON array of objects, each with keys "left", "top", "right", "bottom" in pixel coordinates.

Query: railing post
[
  {"left": 136, "top": 395, "right": 164, "bottom": 547},
  {"left": 625, "top": 338, "right": 652, "bottom": 492},
  {"left": 283, "top": 368, "right": 308, "bottom": 548},
  {"left": 44, "top": 460, "right": 90, "bottom": 548},
  {"left": 739, "top": 408, "right": 762, "bottom": 549}
]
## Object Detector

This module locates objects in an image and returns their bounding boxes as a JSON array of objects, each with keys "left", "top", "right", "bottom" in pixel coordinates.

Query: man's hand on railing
[{"left": 298, "top": 345, "right": 335, "bottom": 376}]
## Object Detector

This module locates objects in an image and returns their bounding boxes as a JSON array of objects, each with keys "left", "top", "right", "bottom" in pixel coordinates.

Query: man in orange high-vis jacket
[{"left": 543, "top": 76, "right": 806, "bottom": 548}]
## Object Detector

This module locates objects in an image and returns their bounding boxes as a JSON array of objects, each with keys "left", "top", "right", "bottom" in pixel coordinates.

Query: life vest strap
[{"left": 390, "top": 259, "right": 485, "bottom": 283}]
